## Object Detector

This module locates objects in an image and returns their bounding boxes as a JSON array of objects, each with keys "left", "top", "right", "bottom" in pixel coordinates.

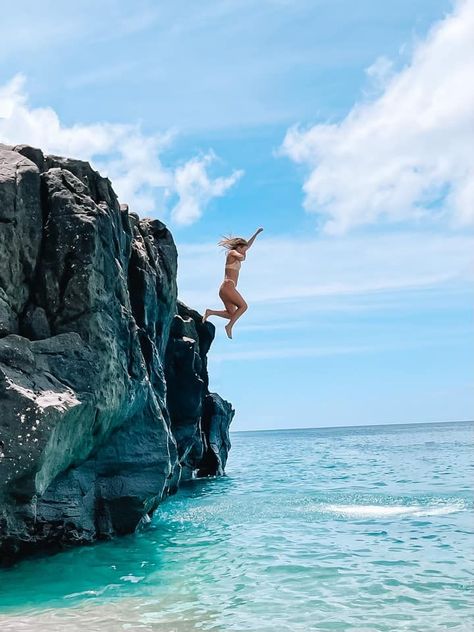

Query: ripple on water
[{"left": 0, "top": 421, "right": 473, "bottom": 631}]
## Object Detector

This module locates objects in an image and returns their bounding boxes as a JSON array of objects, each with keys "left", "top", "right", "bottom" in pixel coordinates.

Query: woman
[{"left": 203, "top": 228, "right": 263, "bottom": 339}]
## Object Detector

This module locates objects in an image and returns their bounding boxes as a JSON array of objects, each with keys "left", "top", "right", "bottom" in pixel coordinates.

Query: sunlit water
[{"left": 0, "top": 421, "right": 473, "bottom": 631}]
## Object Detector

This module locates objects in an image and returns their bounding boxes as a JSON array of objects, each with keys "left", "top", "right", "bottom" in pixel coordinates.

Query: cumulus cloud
[
  {"left": 281, "top": 0, "right": 474, "bottom": 233},
  {"left": 0, "top": 74, "right": 241, "bottom": 222},
  {"left": 171, "top": 153, "right": 243, "bottom": 225}
]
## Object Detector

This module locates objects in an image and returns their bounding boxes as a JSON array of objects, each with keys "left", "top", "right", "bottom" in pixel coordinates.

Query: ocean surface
[{"left": 0, "top": 421, "right": 473, "bottom": 631}]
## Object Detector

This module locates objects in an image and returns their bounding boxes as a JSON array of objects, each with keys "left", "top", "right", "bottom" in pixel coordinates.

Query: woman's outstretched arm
[{"left": 245, "top": 227, "right": 264, "bottom": 250}]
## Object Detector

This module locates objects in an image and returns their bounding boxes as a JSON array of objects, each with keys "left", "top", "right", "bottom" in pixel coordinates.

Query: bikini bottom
[{"left": 221, "top": 278, "right": 236, "bottom": 287}]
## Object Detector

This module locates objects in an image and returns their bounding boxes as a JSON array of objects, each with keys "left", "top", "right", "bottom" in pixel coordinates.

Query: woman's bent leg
[
  {"left": 203, "top": 308, "right": 232, "bottom": 321},
  {"left": 219, "top": 287, "right": 247, "bottom": 339},
  {"left": 217, "top": 282, "right": 247, "bottom": 338},
  {"left": 203, "top": 287, "right": 238, "bottom": 322},
  {"left": 225, "top": 303, "right": 247, "bottom": 338}
]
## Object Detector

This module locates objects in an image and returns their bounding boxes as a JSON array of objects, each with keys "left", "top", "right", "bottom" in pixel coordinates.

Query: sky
[{"left": 1, "top": 0, "right": 473, "bottom": 430}]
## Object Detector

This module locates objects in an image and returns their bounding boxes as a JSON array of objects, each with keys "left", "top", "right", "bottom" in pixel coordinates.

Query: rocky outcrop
[
  {"left": 166, "top": 303, "right": 233, "bottom": 480},
  {"left": 0, "top": 144, "right": 234, "bottom": 564}
]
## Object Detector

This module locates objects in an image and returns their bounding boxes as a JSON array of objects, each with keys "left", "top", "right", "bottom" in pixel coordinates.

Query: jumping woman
[{"left": 203, "top": 228, "right": 263, "bottom": 339}]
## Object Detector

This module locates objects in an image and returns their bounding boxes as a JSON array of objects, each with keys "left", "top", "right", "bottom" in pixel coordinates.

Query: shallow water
[{"left": 0, "top": 421, "right": 473, "bottom": 631}]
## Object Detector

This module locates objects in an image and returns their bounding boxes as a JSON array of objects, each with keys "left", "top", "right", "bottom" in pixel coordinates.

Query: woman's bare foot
[
  {"left": 202, "top": 309, "right": 211, "bottom": 323},
  {"left": 225, "top": 323, "right": 233, "bottom": 339}
]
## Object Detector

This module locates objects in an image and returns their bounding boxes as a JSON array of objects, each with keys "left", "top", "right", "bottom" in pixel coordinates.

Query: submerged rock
[{"left": 0, "top": 145, "right": 234, "bottom": 564}]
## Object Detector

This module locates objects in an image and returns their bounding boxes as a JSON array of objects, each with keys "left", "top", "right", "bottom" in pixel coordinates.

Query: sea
[{"left": 0, "top": 421, "right": 472, "bottom": 631}]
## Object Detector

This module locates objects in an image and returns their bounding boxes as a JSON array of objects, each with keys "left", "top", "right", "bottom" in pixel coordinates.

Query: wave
[{"left": 309, "top": 500, "right": 466, "bottom": 519}]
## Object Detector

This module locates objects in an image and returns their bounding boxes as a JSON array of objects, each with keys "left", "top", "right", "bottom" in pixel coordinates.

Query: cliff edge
[{"left": 0, "top": 144, "right": 234, "bottom": 564}]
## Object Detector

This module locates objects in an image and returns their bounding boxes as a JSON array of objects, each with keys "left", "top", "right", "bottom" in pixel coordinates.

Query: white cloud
[
  {"left": 281, "top": 0, "right": 474, "bottom": 233},
  {"left": 211, "top": 343, "right": 387, "bottom": 362},
  {"left": 180, "top": 231, "right": 473, "bottom": 370},
  {"left": 365, "top": 55, "right": 394, "bottom": 83},
  {"left": 0, "top": 75, "right": 241, "bottom": 223},
  {"left": 171, "top": 153, "right": 243, "bottom": 225},
  {"left": 177, "top": 232, "right": 473, "bottom": 311},
  {"left": 210, "top": 332, "right": 470, "bottom": 362}
]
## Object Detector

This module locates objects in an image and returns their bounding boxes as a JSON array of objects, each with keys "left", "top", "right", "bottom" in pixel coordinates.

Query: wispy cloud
[
  {"left": 196, "top": 230, "right": 473, "bottom": 373},
  {"left": 211, "top": 344, "right": 380, "bottom": 362},
  {"left": 2, "top": 0, "right": 410, "bottom": 132},
  {"left": 0, "top": 3, "right": 162, "bottom": 61},
  {"left": 65, "top": 62, "right": 139, "bottom": 90},
  {"left": 281, "top": 0, "right": 474, "bottom": 233},
  {"left": 177, "top": 232, "right": 474, "bottom": 310},
  {"left": 0, "top": 75, "right": 242, "bottom": 223},
  {"left": 210, "top": 332, "right": 471, "bottom": 362}
]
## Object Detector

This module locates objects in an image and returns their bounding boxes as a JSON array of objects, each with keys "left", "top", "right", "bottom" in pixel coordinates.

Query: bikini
[{"left": 223, "top": 258, "right": 241, "bottom": 286}]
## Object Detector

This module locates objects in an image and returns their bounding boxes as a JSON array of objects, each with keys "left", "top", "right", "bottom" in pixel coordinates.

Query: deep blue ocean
[{"left": 0, "top": 421, "right": 473, "bottom": 631}]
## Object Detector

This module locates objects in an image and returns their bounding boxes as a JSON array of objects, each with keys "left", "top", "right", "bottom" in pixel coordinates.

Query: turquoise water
[{"left": 0, "top": 421, "right": 473, "bottom": 631}]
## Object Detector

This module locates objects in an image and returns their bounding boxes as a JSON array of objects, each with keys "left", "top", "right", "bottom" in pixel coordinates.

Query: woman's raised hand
[{"left": 246, "top": 228, "right": 263, "bottom": 250}]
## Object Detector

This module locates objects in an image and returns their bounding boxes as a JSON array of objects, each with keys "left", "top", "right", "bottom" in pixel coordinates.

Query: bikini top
[{"left": 225, "top": 257, "right": 242, "bottom": 271}]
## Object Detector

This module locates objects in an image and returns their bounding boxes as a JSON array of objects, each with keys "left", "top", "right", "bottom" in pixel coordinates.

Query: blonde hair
[{"left": 217, "top": 235, "right": 248, "bottom": 250}]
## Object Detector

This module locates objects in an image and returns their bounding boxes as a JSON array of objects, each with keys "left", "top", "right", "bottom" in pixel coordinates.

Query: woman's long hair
[{"left": 217, "top": 235, "right": 248, "bottom": 250}]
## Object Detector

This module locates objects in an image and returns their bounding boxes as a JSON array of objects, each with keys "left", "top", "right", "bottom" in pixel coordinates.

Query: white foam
[
  {"left": 321, "top": 502, "right": 465, "bottom": 519},
  {"left": 120, "top": 574, "right": 144, "bottom": 584}
]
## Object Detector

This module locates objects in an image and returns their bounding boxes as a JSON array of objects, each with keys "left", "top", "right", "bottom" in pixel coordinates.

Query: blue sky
[{"left": 1, "top": 0, "right": 472, "bottom": 429}]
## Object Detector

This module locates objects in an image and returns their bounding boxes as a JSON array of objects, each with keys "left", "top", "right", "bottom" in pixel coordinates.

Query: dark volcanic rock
[
  {"left": 0, "top": 145, "right": 234, "bottom": 564},
  {"left": 165, "top": 302, "right": 234, "bottom": 481}
]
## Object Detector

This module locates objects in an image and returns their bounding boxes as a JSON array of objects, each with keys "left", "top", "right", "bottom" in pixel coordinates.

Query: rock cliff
[{"left": 0, "top": 144, "right": 234, "bottom": 564}]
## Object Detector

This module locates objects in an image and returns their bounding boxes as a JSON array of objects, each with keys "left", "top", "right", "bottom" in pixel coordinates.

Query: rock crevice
[{"left": 0, "top": 144, "right": 234, "bottom": 564}]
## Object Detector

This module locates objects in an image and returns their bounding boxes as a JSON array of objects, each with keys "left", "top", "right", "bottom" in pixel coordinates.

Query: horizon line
[{"left": 230, "top": 419, "right": 474, "bottom": 434}]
